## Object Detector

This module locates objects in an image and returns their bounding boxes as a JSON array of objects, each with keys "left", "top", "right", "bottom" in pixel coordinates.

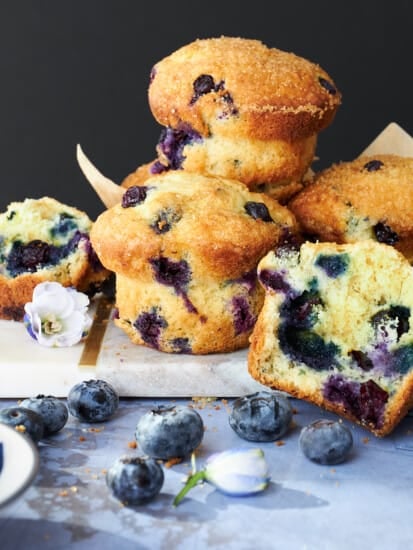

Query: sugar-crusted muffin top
[
  {"left": 90, "top": 171, "right": 298, "bottom": 280},
  {"left": 289, "top": 154, "right": 413, "bottom": 260},
  {"left": 148, "top": 36, "right": 341, "bottom": 141}
]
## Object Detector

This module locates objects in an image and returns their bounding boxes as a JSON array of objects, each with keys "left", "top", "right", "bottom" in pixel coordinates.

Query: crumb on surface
[
  {"left": 164, "top": 457, "right": 182, "bottom": 468},
  {"left": 275, "top": 440, "right": 285, "bottom": 447},
  {"left": 362, "top": 437, "right": 370, "bottom": 444},
  {"left": 128, "top": 441, "right": 137, "bottom": 449}
]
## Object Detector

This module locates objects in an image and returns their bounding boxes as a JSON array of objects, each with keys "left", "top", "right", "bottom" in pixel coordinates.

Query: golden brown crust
[
  {"left": 148, "top": 36, "right": 341, "bottom": 141},
  {"left": 121, "top": 136, "right": 315, "bottom": 204},
  {"left": 248, "top": 240, "right": 413, "bottom": 437},
  {"left": 91, "top": 171, "right": 299, "bottom": 354},
  {"left": 92, "top": 171, "right": 298, "bottom": 280},
  {"left": 289, "top": 154, "right": 413, "bottom": 262},
  {"left": 121, "top": 161, "right": 157, "bottom": 189}
]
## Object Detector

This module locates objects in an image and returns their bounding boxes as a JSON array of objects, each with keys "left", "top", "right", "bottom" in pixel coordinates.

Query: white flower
[
  {"left": 24, "top": 282, "right": 92, "bottom": 347},
  {"left": 204, "top": 447, "right": 270, "bottom": 496},
  {"left": 173, "top": 447, "right": 270, "bottom": 506}
]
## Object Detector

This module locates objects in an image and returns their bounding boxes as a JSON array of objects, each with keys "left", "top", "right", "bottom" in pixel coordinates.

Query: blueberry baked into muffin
[
  {"left": 90, "top": 171, "right": 298, "bottom": 354},
  {"left": 289, "top": 154, "right": 413, "bottom": 262},
  {"left": 0, "top": 197, "right": 109, "bottom": 320},
  {"left": 123, "top": 36, "right": 341, "bottom": 203},
  {"left": 248, "top": 240, "right": 413, "bottom": 436}
]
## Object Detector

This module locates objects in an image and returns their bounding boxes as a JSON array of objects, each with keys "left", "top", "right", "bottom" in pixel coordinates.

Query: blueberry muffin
[
  {"left": 248, "top": 240, "right": 413, "bottom": 436},
  {"left": 289, "top": 155, "right": 413, "bottom": 262},
  {"left": 90, "top": 171, "right": 299, "bottom": 354},
  {"left": 137, "top": 36, "right": 341, "bottom": 202},
  {"left": 0, "top": 197, "right": 110, "bottom": 320}
]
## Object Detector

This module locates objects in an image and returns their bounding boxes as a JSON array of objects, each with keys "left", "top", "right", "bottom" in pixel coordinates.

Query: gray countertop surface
[{"left": 1, "top": 395, "right": 413, "bottom": 550}]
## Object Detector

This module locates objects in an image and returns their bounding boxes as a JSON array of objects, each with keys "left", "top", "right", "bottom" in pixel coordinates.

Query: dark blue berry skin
[
  {"left": 122, "top": 186, "right": 148, "bottom": 208},
  {"left": 106, "top": 456, "right": 164, "bottom": 505},
  {"left": 190, "top": 74, "right": 216, "bottom": 104},
  {"left": 135, "top": 405, "right": 204, "bottom": 460},
  {"left": 229, "top": 391, "right": 293, "bottom": 442},
  {"left": 0, "top": 406, "right": 44, "bottom": 443},
  {"left": 364, "top": 159, "right": 384, "bottom": 172},
  {"left": 318, "top": 77, "right": 337, "bottom": 95},
  {"left": 299, "top": 419, "right": 353, "bottom": 465},
  {"left": 244, "top": 202, "right": 274, "bottom": 222},
  {"left": 20, "top": 395, "right": 68, "bottom": 436},
  {"left": 67, "top": 379, "right": 119, "bottom": 423}
]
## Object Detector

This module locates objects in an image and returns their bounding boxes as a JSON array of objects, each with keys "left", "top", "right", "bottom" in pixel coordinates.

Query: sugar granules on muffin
[
  {"left": 123, "top": 36, "right": 341, "bottom": 203},
  {"left": 91, "top": 171, "right": 299, "bottom": 354}
]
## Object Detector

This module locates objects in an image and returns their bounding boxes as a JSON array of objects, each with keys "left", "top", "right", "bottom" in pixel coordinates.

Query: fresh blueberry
[
  {"left": 20, "top": 395, "right": 68, "bottom": 436},
  {"left": 67, "top": 379, "right": 119, "bottom": 423},
  {"left": 106, "top": 456, "right": 164, "bottom": 505},
  {"left": 229, "top": 391, "right": 293, "bottom": 441},
  {"left": 135, "top": 405, "right": 204, "bottom": 460},
  {"left": 0, "top": 406, "right": 44, "bottom": 443},
  {"left": 299, "top": 419, "right": 353, "bottom": 465}
]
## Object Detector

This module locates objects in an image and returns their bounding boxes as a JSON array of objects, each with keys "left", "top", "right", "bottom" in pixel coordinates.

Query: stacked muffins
[
  {"left": 121, "top": 36, "right": 341, "bottom": 203},
  {"left": 91, "top": 36, "right": 341, "bottom": 354},
  {"left": 91, "top": 35, "right": 413, "bottom": 435},
  {"left": 248, "top": 153, "right": 413, "bottom": 435}
]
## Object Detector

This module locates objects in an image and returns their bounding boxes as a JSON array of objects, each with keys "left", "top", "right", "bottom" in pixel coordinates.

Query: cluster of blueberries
[{"left": 0, "top": 382, "right": 353, "bottom": 506}]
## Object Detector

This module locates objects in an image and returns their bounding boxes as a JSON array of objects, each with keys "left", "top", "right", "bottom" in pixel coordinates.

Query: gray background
[{"left": 1, "top": 1, "right": 412, "bottom": 219}]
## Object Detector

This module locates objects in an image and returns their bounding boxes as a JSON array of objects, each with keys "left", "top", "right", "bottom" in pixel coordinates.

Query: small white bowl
[{"left": 0, "top": 422, "right": 40, "bottom": 507}]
